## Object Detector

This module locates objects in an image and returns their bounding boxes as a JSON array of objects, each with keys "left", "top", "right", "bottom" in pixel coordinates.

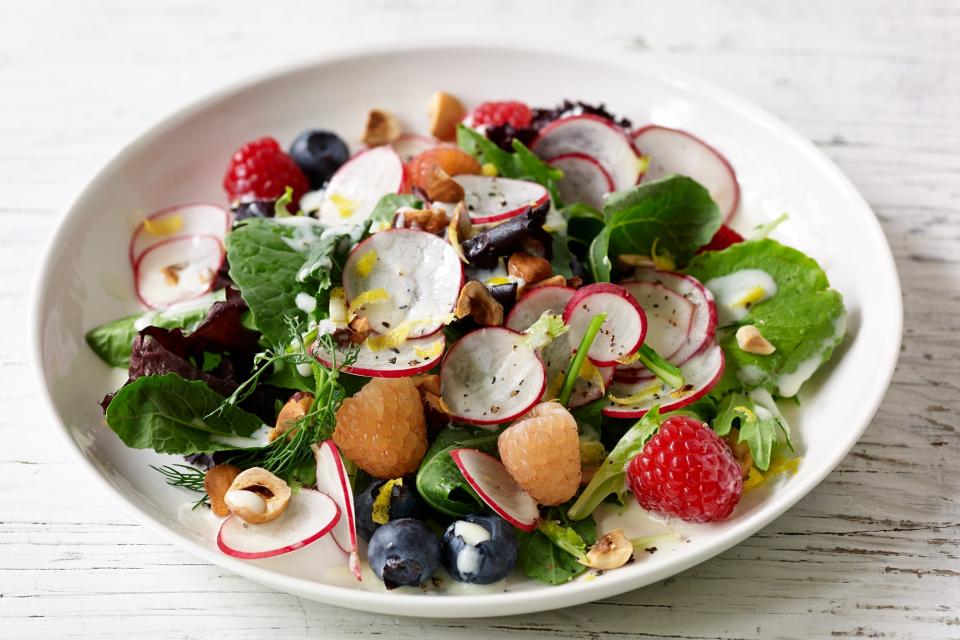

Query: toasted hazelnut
[
  {"left": 395, "top": 207, "right": 450, "bottom": 235},
  {"left": 736, "top": 325, "right": 776, "bottom": 355},
  {"left": 411, "top": 374, "right": 442, "bottom": 398},
  {"left": 348, "top": 315, "right": 372, "bottom": 343},
  {"left": 427, "top": 91, "right": 467, "bottom": 141},
  {"left": 204, "top": 464, "right": 241, "bottom": 517},
  {"left": 361, "top": 108, "right": 402, "bottom": 146},
  {"left": 508, "top": 251, "right": 553, "bottom": 285},
  {"left": 225, "top": 467, "right": 291, "bottom": 525},
  {"left": 526, "top": 274, "right": 567, "bottom": 291},
  {"left": 580, "top": 529, "right": 634, "bottom": 570},
  {"left": 423, "top": 169, "right": 465, "bottom": 202},
  {"left": 268, "top": 392, "right": 315, "bottom": 442},
  {"left": 454, "top": 280, "right": 504, "bottom": 326},
  {"left": 566, "top": 276, "right": 584, "bottom": 289}
]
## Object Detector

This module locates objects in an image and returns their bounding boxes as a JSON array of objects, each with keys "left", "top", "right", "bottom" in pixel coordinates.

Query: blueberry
[
  {"left": 354, "top": 477, "right": 424, "bottom": 542},
  {"left": 289, "top": 129, "right": 350, "bottom": 189},
  {"left": 367, "top": 518, "right": 440, "bottom": 588},
  {"left": 441, "top": 514, "right": 517, "bottom": 584}
]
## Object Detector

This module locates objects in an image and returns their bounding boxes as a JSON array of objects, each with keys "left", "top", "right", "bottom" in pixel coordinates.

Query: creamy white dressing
[
  {"left": 776, "top": 313, "right": 846, "bottom": 397},
  {"left": 542, "top": 204, "right": 568, "bottom": 234},
  {"left": 299, "top": 189, "right": 326, "bottom": 214},
  {"left": 454, "top": 520, "right": 491, "bottom": 545},
  {"left": 704, "top": 269, "right": 778, "bottom": 327},
  {"left": 452, "top": 520, "right": 491, "bottom": 578},
  {"left": 211, "top": 424, "right": 272, "bottom": 449},
  {"left": 295, "top": 292, "right": 317, "bottom": 314},
  {"left": 736, "top": 364, "right": 767, "bottom": 386},
  {"left": 275, "top": 215, "right": 325, "bottom": 252}
]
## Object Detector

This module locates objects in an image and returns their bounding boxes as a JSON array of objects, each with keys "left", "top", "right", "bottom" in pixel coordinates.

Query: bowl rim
[{"left": 29, "top": 38, "right": 903, "bottom": 618}]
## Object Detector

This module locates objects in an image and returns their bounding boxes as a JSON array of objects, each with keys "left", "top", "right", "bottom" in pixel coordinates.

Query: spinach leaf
[
  {"left": 85, "top": 293, "right": 225, "bottom": 368},
  {"left": 105, "top": 373, "right": 263, "bottom": 455},
  {"left": 563, "top": 203, "right": 605, "bottom": 255},
  {"left": 368, "top": 194, "right": 423, "bottom": 227},
  {"left": 602, "top": 175, "right": 722, "bottom": 265},
  {"left": 713, "top": 389, "right": 792, "bottom": 471},
  {"left": 226, "top": 218, "right": 325, "bottom": 346},
  {"left": 457, "top": 125, "right": 564, "bottom": 204},
  {"left": 517, "top": 509, "right": 596, "bottom": 585},
  {"left": 685, "top": 239, "right": 846, "bottom": 397},
  {"left": 588, "top": 227, "right": 611, "bottom": 282},
  {"left": 415, "top": 425, "right": 500, "bottom": 517}
]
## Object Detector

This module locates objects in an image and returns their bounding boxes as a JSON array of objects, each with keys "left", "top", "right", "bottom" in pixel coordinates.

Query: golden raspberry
[
  {"left": 333, "top": 377, "right": 428, "bottom": 479},
  {"left": 497, "top": 402, "right": 581, "bottom": 505}
]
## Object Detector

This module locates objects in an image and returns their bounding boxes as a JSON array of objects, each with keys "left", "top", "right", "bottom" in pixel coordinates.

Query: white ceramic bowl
[{"left": 31, "top": 43, "right": 901, "bottom": 618}]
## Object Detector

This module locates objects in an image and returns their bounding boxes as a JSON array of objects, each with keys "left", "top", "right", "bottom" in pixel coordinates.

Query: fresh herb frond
[{"left": 152, "top": 464, "right": 210, "bottom": 509}]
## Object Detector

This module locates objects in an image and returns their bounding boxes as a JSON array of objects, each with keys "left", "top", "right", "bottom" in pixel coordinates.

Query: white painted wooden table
[{"left": 3, "top": 1, "right": 958, "bottom": 637}]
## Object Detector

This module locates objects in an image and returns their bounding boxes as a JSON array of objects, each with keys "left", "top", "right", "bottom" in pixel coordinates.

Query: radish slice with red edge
[
  {"left": 626, "top": 268, "right": 718, "bottom": 367},
  {"left": 633, "top": 125, "right": 740, "bottom": 222},
  {"left": 532, "top": 114, "right": 641, "bottom": 191},
  {"left": 441, "top": 175, "right": 549, "bottom": 225},
  {"left": 391, "top": 134, "right": 438, "bottom": 164},
  {"left": 313, "top": 333, "right": 445, "bottom": 378},
  {"left": 342, "top": 228, "right": 463, "bottom": 338},
  {"left": 318, "top": 146, "right": 406, "bottom": 227},
  {"left": 547, "top": 152, "right": 614, "bottom": 210},
  {"left": 619, "top": 281, "right": 696, "bottom": 359},
  {"left": 602, "top": 341, "right": 725, "bottom": 419},
  {"left": 440, "top": 327, "right": 546, "bottom": 426},
  {"left": 449, "top": 448, "right": 540, "bottom": 532},
  {"left": 313, "top": 441, "right": 361, "bottom": 581},
  {"left": 562, "top": 283, "right": 647, "bottom": 367},
  {"left": 129, "top": 203, "right": 229, "bottom": 267},
  {"left": 134, "top": 234, "right": 224, "bottom": 309},
  {"left": 505, "top": 285, "right": 613, "bottom": 408},
  {"left": 217, "top": 489, "right": 340, "bottom": 560}
]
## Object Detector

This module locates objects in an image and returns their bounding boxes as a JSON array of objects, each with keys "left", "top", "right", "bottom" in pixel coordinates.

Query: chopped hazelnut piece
[
  {"left": 736, "top": 325, "right": 776, "bottom": 355},
  {"left": 454, "top": 280, "right": 504, "bottom": 326},
  {"left": 427, "top": 91, "right": 467, "bottom": 141},
  {"left": 361, "top": 108, "right": 402, "bottom": 146}
]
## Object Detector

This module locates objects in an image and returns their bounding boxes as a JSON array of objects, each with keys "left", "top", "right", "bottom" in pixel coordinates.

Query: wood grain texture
[{"left": 2, "top": 0, "right": 958, "bottom": 638}]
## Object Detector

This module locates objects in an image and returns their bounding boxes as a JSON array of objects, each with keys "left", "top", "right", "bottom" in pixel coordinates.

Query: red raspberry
[
  {"left": 626, "top": 416, "right": 743, "bottom": 522},
  {"left": 222, "top": 137, "right": 309, "bottom": 209},
  {"left": 467, "top": 101, "right": 533, "bottom": 129}
]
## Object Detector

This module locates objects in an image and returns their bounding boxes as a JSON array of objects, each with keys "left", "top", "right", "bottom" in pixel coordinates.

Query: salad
[{"left": 87, "top": 92, "right": 846, "bottom": 589}]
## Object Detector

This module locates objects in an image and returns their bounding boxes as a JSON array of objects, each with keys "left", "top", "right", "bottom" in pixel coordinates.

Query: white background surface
[{"left": 2, "top": 1, "right": 958, "bottom": 638}]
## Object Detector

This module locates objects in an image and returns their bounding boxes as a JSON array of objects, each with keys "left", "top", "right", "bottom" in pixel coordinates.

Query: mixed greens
[{"left": 86, "top": 92, "right": 846, "bottom": 589}]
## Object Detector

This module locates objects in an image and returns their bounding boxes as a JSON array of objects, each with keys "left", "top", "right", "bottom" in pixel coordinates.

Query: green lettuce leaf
[
  {"left": 368, "top": 194, "right": 423, "bottom": 227},
  {"left": 414, "top": 425, "right": 500, "bottom": 517},
  {"left": 456, "top": 125, "right": 564, "bottom": 203},
  {"left": 226, "top": 218, "right": 326, "bottom": 346},
  {"left": 105, "top": 373, "right": 263, "bottom": 455},
  {"left": 685, "top": 239, "right": 846, "bottom": 397},
  {"left": 85, "top": 292, "right": 224, "bottom": 368},
  {"left": 517, "top": 509, "right": 596, "bottom": 585},
  {"left": 601, "top": 175, "right": 722, "bottom": 265}
]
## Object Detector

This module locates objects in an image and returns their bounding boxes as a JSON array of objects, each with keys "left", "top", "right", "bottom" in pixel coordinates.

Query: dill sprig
[
  {"left": 151, "top": 464, "right": 209, "bottom": 510},
  {"left": 215, "top": 322, "right": 359, "bottom": 484}
]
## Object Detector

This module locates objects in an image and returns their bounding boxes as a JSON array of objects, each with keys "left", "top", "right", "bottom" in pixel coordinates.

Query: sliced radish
[
  {"left": 134, "top": 234, "right": 224, "bottom": 309},
  {"left": 313, "top": 441, "right": 361, "bottom": 581},
  {"left": 391, "top": 134, "right": 438, "bottom": 164},
  {"left": 505, "top": 285, "right": 613, "bottom": 408},
  {"left": 619, "top": 281, "right": 695, "bottom": 359},
  {"left": 313, "top": 333, "right": 445, "bottom": 378},
  {"left": 217, "top": 489, "right": 340, "bottom": 560},
  {"left": 342, "top": 228, "right": 463, "bottom": 338},
  {"left": 562, "top": 283, "right": 647, "bottom": 367},
  {"left": 129, "top": 203, "right": 229, "bottom": 267},
  {"left": 602, "top": 341, "right": 725, "bottom": 419},
  {"left": 633, "top": 125, "right": 740, "bottom": 221},
  {"left": 504, "top": 286, "right": 576, "bottom": 331},
  {"left": 317, "top": 146, "right": 406, "bottom": 227},
  {"left": 547, "top": 152, "right": 614, "bottom": 210},
  {"left": 532, "top": 115, "right": 641, "bottom": 191},
  {"left": 449, "top": 448, "right": 540, "bottom": 531},
  {"left": 440, "top": 327, "right": 546, "bottom": 426},
  {"left": 627, "top": 268, "right": 718, "bottom": 367},
  {"left": 439, "top": 175, "right": 549, "bottom": 225}
]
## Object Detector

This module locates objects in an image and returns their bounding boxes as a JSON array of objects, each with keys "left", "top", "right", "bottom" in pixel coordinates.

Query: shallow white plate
[{"left": 31, "top": 42, "right": 901, "bottom": 618}]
